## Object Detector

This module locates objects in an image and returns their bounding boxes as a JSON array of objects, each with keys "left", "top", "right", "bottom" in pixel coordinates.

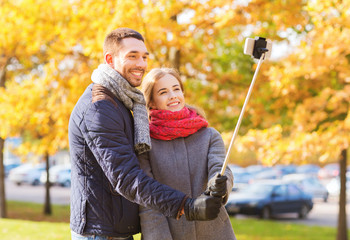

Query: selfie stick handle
[{"left": 220, "top": 53, "right": 266, "bottom": 176}]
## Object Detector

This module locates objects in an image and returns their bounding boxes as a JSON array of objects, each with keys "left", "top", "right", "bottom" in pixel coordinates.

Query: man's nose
[{"left": 136, "top": 57, "right": 147, "bottom": 68}]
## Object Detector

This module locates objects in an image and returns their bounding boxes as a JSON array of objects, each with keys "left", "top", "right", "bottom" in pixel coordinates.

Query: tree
[
  {"left": 0, "top": 59, "right": 91, "bottom": 214},
  {"left": 0, "top": 0, "right": 58, "bottom": 217},
  {"left": 0, "top": 0, "right": 95, "bottom": 215},
  {"left": 0, "top": 58, "right": 10, "bottom": 218}
]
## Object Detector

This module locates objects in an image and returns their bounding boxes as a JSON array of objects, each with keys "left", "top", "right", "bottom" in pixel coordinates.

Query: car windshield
[{"left": 241, "top": 183, "right": 275, "bottom": 196}]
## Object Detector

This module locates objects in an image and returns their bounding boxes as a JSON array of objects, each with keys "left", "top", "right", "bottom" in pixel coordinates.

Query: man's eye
[
  {"left": 129, "top": 55, "right": 136, "bottom": 59},
  {"left": 143, "top": 56, "right": 148, "bottom": 60}
]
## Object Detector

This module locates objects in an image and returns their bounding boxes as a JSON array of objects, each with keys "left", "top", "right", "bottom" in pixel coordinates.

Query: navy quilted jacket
[{"left": 68, "top": 84, "right": 186, "bottom": 237}]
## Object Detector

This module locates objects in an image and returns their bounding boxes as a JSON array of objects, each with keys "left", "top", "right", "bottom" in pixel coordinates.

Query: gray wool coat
[{"left": 138, "top": 127, "right": 237, "bottom": 240}]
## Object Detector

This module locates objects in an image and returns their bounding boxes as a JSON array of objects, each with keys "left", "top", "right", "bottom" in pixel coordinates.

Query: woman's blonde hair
[{"left": 141, "top": 67, "right": 206, "bottom": 118}]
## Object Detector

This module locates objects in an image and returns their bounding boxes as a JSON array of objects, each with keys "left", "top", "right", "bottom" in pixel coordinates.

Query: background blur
[
  {"left": 0, "top": 0, "right": 349, "bottom": 239},
  {"left": 1, "top": 0, "right": 350, "bottom": 166}
]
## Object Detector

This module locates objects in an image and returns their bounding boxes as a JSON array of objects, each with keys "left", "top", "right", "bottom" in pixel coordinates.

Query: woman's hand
[{"left": 206, "top": 173, "right": 228, "bottom": 198}]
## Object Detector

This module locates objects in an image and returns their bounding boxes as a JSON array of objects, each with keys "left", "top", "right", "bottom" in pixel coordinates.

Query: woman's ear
[
  {"left": 149, "top": 101, "right": 156, "bottom": 110},
  {"left": 105, "top": 53, "right": 114, "bottom": 68}
]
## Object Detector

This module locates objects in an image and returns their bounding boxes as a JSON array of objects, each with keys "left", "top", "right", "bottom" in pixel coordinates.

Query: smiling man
[
  {"left": 105, "top": 35, "right": 148, "bottom": 87},
  {"left": 68, "top": 28, "right": 223, "bottom": 240}
]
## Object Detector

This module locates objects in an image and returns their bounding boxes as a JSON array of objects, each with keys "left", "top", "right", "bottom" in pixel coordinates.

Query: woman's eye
[{"left": 129, "top": 55, "right": 136, "bottom": 59}]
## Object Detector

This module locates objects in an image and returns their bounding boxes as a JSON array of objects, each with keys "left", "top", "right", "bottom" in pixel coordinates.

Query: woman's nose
[{"left": 168, "top": 91, "right": 176, "bottom": 99}]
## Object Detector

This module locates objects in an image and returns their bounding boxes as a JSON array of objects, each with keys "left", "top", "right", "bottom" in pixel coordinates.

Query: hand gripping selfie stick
[{"left": 220, "top": 37, "right": 272, "bottom": 176}]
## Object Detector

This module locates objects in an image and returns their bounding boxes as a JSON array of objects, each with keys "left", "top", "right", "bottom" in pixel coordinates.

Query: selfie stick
[{"left": 220, "top": 49, "right": 268, "bottom": 176}]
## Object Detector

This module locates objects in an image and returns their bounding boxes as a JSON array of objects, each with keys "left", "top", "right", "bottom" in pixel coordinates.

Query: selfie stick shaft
[{"left": 220, "top": 53, "right": 265, "bottom": 175}]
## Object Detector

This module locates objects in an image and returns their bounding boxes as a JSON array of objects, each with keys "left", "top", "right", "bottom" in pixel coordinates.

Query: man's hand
[
  {"left": 184, "top": 193, "right": 221, "bottom": 221},
  {"left": 206, "top": 173, "right": 228, "bottom": 198}
]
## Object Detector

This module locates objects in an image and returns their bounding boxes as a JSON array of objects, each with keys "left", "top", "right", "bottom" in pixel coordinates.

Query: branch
[{"left": 0, "top": 58, "right": 12, "bottom": 88}]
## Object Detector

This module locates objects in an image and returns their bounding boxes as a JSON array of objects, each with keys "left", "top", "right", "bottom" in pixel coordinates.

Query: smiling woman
[
  {"left": 139, "top": 67, "right": 237, "bottom": 240},
  {"left": 149, "top": 73, "right": 185, "bottom": 112}
]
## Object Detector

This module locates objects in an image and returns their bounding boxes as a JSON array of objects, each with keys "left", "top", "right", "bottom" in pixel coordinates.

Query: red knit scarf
[{"left": 149, "top": 107, "right": 208, "bottom": 140}]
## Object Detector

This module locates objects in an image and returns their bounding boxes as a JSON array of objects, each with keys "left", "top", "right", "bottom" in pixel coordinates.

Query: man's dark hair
[{"left": 103, "top": 28, "right": 144, "bottom": 57}]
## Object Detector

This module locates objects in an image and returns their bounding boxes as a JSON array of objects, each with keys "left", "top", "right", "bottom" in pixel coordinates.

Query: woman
[{"left": 138, "top": 68, "right": 236, "bottom": 240}]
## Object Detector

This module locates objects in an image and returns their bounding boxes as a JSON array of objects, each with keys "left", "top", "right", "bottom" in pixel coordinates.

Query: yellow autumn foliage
[{"left": 0, "top": 0, "right": 349, "bottom": 166}]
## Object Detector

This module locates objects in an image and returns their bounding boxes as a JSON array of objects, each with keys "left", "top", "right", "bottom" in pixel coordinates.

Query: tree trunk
[
  {"left": 0, "top": 138, "right": 6, "bottom": 218},
  {"left": 168, "top": 14, "right": 181, "bottom": 71},
  {"left": 0, "top": 59, "right": 9, "bottom": 218},
  {"left": 43, "top": 152, "right": 52, "bottom": 215},
  {"left": 337, "top": 148, "right": 348, "bottom": 240},
  {"left": 169, "top": 47, "right": 181, "bottom": 71}
]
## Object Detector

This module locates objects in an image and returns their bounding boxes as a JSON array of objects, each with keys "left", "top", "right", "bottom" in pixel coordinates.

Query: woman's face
[{"left": 149, "top": 74, "right": 185, "bottom": 112}]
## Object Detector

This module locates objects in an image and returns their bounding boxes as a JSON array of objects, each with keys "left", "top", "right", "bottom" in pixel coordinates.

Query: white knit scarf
[{"left": 91, "top": 64, "right": 151, "bottom": 154}]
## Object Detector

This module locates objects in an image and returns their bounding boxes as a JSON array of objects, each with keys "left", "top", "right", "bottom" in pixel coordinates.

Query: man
[{"left": 68, "top": 28, "right": 227, "bottom": 240}]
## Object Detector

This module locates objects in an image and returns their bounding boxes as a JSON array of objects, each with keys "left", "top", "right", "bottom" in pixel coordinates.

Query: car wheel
[
  {"left": 63, "top": 180, "right": 71, "bottom": 188},
  {"left": 323, "top": 193, "right": 329, "bottom": 203},
  {"left": 32, "top": 179, "right": 40, "bottom": 186},
  {"left": 260, "top": 206, "right": 271, "bottom": 219},
  {"left": 227, "top": 212, "right": 237, "bottom": 216},
  {"left": 298, "top": 204, "right": 309, "bottom": 219}
]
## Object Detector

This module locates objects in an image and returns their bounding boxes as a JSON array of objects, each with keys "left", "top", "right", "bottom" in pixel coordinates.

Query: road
[
  {"left": 286, "top": 197, "right": 350, "bottom": 228},
  {"left": 5, "top": 179, "right": 70, "bottom": 205},
  {"left": 4, "top": 179, "right": 350, "bottom": 228}
]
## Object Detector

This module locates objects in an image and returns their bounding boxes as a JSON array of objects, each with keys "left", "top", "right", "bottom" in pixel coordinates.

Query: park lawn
[
  {"left": 7, "top": 201, "right": 70, "bottom": 222},
  {"left": 230, "top": 217, "right": 340, "bottom": 240},
  {"left": 0, "top": 217, "right": 341, "bottom": 240},
  {"left": 0, "top": 218, "right": 142, "bottom": 240},
  {"left": 2, "top": 201, "right": 346, "bottom": 240},
  {"left": 0, "top": 218, "right": 71, "bottom": 239}
]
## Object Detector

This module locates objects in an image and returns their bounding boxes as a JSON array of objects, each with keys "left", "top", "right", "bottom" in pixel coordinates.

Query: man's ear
[{"left": 105, "top": 53, "right": 114, "bottom": 68}]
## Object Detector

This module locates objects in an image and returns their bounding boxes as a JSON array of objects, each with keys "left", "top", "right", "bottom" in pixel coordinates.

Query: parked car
[
  {"left": 245, "top": 165, "right": 267, "bottom": 175},
  {"left": 318, "top": 163, "right": 339, "bottom": 179},
  {"left": 274, "top": 164, "right": 297, "bottom": 176},
  {"left": 228, "top": 164, "right": 243, "bottom": 172},
  {"left": 282, "top": 173, "right": 329, "bottom": 202},
  {"left": 8, "top": 163, "right": 46, "bottom": 186},
  {"left": 4, "top": 163, "right": 21, "bottom": 177},
  {"left": 326, "top": 172, "right": 350, "bottom": 197},
  {"left": 231, "top": 168, "right": 254, "bottom": 192},
  {"left": 40, "top": 164, "right": 71, "bottom": 187},
  {"left": 252, "top": 168, "right": 283, "bottom": 181},
  {"left": 225, "top": 180, "right": 313, "bottom": 219},
  {"left": 296, "top": 164, "right": 320, "bottom": 175}
]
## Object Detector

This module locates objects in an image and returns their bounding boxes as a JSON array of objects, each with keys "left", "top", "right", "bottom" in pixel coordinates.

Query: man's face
[{"left": 112, "top": 38, "right": 149, "bottom": 87}]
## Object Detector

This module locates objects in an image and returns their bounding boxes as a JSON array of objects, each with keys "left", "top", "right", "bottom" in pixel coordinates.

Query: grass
[
  {"left": 0, "top": 218, "right": 71, "bottom": 240},
  {"left": 229, "top": 218, "right": 339, "bottom": 240},
  {"left": 6, "top": 201, "right": 70, "bottom": 222},
  {"left": 1, "top": 201, "right": 346, "bottom": 240},
  {"left": 3, "top": 201, "right": 141, "bottom": 240}
]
